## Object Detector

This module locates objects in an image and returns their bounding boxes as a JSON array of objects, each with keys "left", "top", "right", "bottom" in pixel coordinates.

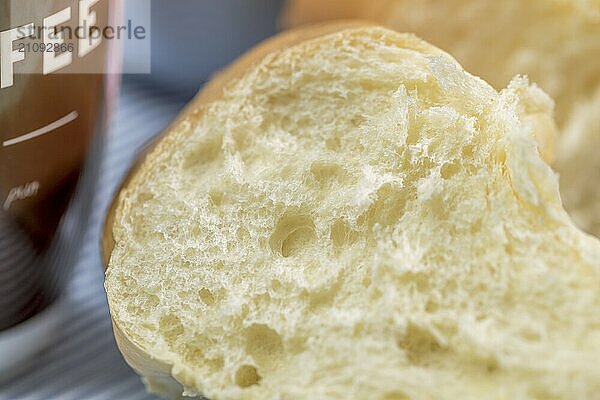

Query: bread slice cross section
[{"left": 104, "top": 24, "right": 600, "bottom": 400}]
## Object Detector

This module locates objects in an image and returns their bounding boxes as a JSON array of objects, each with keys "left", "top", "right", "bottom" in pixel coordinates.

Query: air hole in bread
[
  {"left": 209, "top": 190, "right": 224, "bottom": 207},
  {"left": 470, "top": 219, "right": 483, "bottom": 234},
  {"left": 310, "top": 161, "right": 347, "bottom": 187},
  {"left": 236, "top": 227, "right": 251, "bottom": 242},
  {"left": 271, "top": 279, "right": 283, "bottom": 291},
  {"left": 183, "top": 136, "right": 222, "bottom": 170},
  {"left": 207, "top": 357, "right": 225, "bottom": 373},
  {"left": 462, "top": 144, "right": 474, "bottom": 158},
  {"left": 245, "top": 324, "right": 284, "bottom": 369},
  {"left": 182, "top": 344, "right": 203, "bottom": 365},
  {"left": 133, "top": 192, "right": 154, "bottom": 208},
  {"left": 326, "top": 132, "right": 342, "bottom": 151},
  {"left": 269, "top": 212, "right": 316, "bottom": 257},
  {"left": 159, "top": 313, "right": 184, "bottom": 346},
  {"left": 504, "top": 242, "right": 515, "bottom": 255},
  {"left": 424, "top": 194, "right": 448, "bottom": 220},
  {"left": 359, "top": 183, "right": 408, "bottom": 228},
  {"left": 396, "top": 322, "right": 444, "bottom": 364},
  {"left": 199, "top": 288, "right": 215, "bottom": 305},
  {"left": 282, "top": 226, "right": 315, "bottom": 257},
  {"left": 308, "top": 279, "right": 343, "bottom": 310},
  {"left": 182, "top": 341, "right": 225, "bottom": 375},
  {"left": 412, "top": 274, "right": 429, "bottom": 293},
  {"left": 330, "top": 219, "right": 358, "bottom": 248},
  {"left": 126, "top": 292, "right": 159, "bottom": 317},
  {"left": 235, "top": 364, "right": 261, "bottom": 388},
  {"left": 406, "top": 125, "right": 420, "bottom": 146},
  {"left": 486, "top": 359, "right": 499, "bottom": 373},
  {"left": 184, "top": 353, "right": 225, "bottom": 374},
  {"left": 252, "top": 292, "right": 272, "bottom": 308},
  {"left": 440, "top": 161, "right": 460, "bottom": 180}
]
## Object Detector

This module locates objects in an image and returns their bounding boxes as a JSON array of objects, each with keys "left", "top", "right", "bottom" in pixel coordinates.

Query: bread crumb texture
[
  {"left": 283, "top": 0, "right": 600, "bottom": 238},
  {"left": 106, "top": 27, "right": 600, "bottom": 400}
]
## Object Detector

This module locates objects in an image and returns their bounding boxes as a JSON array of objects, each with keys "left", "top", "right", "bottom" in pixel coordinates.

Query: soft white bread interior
[
  {"left": 282, "top": 0, "right": 600, "bottom": 236},
  {"left": 105, "top": 25, "right": 600, "bottom": 400}
]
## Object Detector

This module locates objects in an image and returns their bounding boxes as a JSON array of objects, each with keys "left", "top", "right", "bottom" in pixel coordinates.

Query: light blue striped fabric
[{"left": 0, "top": 79, "right": 188, "bottom": 400}]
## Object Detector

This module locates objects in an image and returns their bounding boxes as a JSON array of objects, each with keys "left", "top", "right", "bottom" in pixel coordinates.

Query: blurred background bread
[
  {"left": 105, "top": 24, "right": 600, "bottom": 400},
  {"left": 555, "top": 86, "right": 600, "bottom": 234},
  {"left": 282, "top": 0, "right": 600, "bottom": 236}
]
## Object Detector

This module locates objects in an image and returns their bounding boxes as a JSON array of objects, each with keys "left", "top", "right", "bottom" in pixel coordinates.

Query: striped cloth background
[{"left": 0, "top": 79, "right": 189, "bottom": 400}]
